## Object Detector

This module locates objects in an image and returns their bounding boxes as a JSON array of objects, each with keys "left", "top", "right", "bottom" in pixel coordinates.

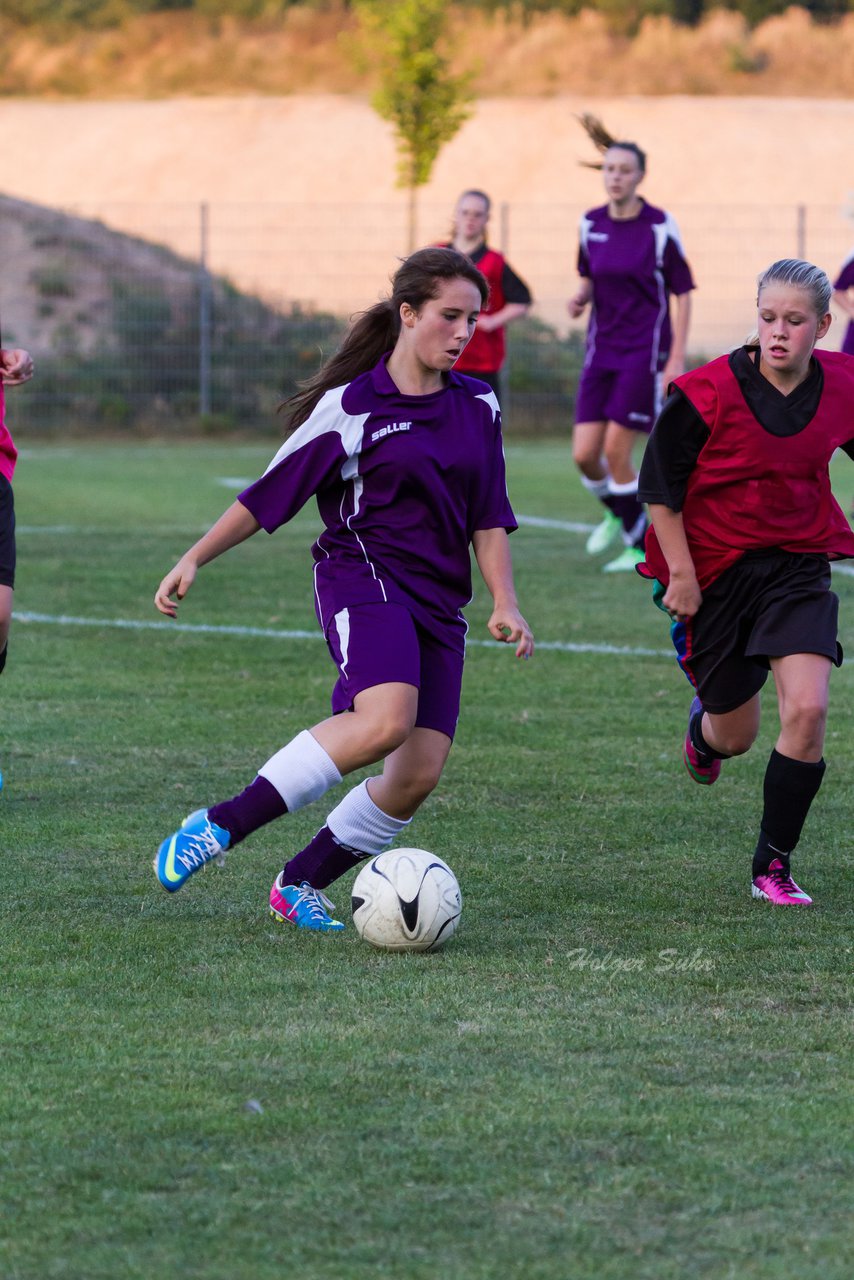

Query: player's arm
[
  {"left": 661, "top": 291, "right": 692, "bottom": 386},
  {"left": 471, "top": 526, "right": 534, "bottom": 659},
  {"left": 0, "top": 348, "right": 34, "bottom": 385},
  {"left": 567, "top": 277, "right": 592, "bottom": 319},
  {"left": 647, "top": 505, "right": 702, "bottom": 622},
  {"left": 155, "top": 500, "right": 261, "bottom": 617},
  {"left": 477, "top": 302, "right": 529, "bottom": 333}
]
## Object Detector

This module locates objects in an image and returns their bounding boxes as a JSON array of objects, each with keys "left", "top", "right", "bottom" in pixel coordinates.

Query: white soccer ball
[{"left": 351, "top": 848, "right": 462, "bottom": 952}]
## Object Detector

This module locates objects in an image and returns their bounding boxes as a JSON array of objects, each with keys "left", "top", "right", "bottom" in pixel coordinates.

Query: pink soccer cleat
[{"left": 752, "top": 859, "right": 813, "bottom": 906}]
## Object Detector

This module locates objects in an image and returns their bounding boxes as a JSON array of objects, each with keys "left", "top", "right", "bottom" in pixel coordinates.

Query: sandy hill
[{"left": 2, "top": 93, "right": 853, "bottom": 355}]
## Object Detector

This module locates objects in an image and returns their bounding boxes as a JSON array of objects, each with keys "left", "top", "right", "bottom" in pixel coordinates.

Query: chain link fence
[{"left": 3, "top": 197, "right": 852, "bottom": 436}]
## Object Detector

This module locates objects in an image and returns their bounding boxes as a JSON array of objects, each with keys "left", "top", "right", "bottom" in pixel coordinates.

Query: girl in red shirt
[{"left": 638, "top": 260, "right": 854, "bottom": 907}]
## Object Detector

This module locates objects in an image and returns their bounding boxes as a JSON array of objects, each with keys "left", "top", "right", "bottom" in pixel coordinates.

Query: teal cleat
[
  {"left": 269, "top": 874, "right": 345, "bottom": 933},
  {"left": 602, "top": 546, "right": 645, "bottom": 573},
  {"left": 585, "top": 510, "right": 622, "bottom": 556},
  {"left": 154, "top": 808, "right": 230, "bottom": 893}
]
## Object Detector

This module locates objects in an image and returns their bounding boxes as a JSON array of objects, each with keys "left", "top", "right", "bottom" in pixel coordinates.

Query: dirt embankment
[{"left": 2, "top": 6, "right": 854, "bottom": 99}]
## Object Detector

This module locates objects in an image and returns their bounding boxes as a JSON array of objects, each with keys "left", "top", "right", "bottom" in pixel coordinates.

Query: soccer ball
[{"left": 351, "top": 848, "right": 462, "bottom": 952}]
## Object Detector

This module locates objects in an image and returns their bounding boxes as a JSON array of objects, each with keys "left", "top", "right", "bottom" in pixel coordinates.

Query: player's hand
[
  {"left": 662, "top": 573, "right": 702, "bottom": 623},
  {"left": 155, "top": 556, "right": 197, "bottom": 617},
  {"left": 486, "top": 606, "right": 534, "bottom": 660},
  {"left": 567, "top": 296, "right": 588, "bottom": 319},
  {"left": 0, "top": 348, "right": 34, "bottom": 385}
]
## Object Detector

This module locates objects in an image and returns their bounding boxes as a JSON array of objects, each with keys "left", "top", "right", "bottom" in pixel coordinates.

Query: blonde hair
[{"left": 744, "top": 258, "right": 832, "bottom": 348}]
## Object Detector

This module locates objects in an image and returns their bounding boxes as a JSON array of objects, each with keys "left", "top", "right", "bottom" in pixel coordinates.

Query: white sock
[
  {"left": 581, "top": 473, "right": 611, "bottom": 501},
  {"left": 258, "top": 730, "right": 342, "bottom": 813},
  {"left": 325, "top": 779, "right": 411, "bottom": 857},
  {"left": 606, "top": 477, "right": 639, "bottom": 497}
]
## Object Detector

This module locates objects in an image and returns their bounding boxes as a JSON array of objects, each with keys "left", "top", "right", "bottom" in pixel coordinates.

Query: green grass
[{"left": 2, "top": 441, "right": 854, "bottom": 1280}]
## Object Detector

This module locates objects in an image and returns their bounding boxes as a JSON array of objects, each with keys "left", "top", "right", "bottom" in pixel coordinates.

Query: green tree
[{"left": 355, "top": 0, "right": 472, "bottom": 251}]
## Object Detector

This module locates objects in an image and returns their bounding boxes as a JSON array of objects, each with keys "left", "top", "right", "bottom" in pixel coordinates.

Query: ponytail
[
  {"left": 577, "top": 112, "right": 647, "bottom": 175},
  {"left": 283, "top": 300, "right": 399, "bottom": 431},
  {"left": 281, "top": 247, "right": 488, "bottom": 432}
]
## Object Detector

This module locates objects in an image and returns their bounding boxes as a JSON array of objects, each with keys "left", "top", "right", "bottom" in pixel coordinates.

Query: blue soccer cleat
[
  {"left": 269, "top": 874, "right": 345, "bottom": 933},
  {"left": 154, "top": 808, "right": 231, "bottom": 893}
]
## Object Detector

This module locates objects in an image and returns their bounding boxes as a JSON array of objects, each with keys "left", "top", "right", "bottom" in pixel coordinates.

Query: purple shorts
[
  {"left": 575, "top": 363, "right": 662, "bottom": 434},
  {"left": 325, "top": 602, "right": 464, "bottom": 740}
]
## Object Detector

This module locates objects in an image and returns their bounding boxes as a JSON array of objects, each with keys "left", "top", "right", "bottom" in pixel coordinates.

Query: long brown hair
[{"left": 283, "top": 247, "right": 489, "bottom": 430}]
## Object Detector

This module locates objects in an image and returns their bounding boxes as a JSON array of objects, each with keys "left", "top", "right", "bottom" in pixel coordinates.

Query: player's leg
[
  {"left": 270, "top": 729, "right": 454, "bottom": 932},
  {"left": 599, "top": 366, "right": 656, "bottom": 572},
  {"left": 0, "top": 585, "right": 11, "bottom": 674},
  {"left": 598, "top": 420, "right": 648, "bottom": 571},
  {"left": 573, "top": 413, "right": 623, "bottom": 556},
  {"left": 746, "top": 554, "right": 840, "bottom": 904},
  {"left": 0, "top": 475, "right": 17, "bottom": 792},
  {"left": 684, "top": 694, "right": 760, "bottom": 784},
  {"left": 271, "top": 623, "right": 462, "bottom": 932},
  {"left": 751, "top": 653, "right": 832, "bottom": 906},
  {"left": 153, "top": 603, "right": 420, "bottom": 894}
]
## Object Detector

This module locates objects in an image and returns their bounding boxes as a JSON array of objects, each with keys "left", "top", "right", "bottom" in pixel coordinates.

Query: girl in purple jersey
[
  {"left": 638, "top": 260, "right": 854, "bottom": 907},
  {"left": 568, "top": 116, "right": 695, "bottom": 573},
  {"left": 832, "top": 250, "right": 854, "bottom": 356},
  {"left": 153, "top": 248, "right": 534, "bottom": 932}
]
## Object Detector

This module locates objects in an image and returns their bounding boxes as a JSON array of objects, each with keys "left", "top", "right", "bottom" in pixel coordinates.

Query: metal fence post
[
  {"left": 796, "top": 204, "right": 806, "bottom": 260},
  {"left": 199, "top": 201, "right": 212, "bottom": 417}
]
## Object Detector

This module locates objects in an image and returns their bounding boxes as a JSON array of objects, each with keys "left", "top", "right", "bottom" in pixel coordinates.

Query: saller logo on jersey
[{"left": 372, "top": 422, "right": 412, "bottom": 442}]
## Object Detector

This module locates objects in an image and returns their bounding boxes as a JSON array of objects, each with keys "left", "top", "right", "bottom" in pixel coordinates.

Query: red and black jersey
[
  {"left": 640, "top": 346, "right": 854, "bottom": 589},
  {"left": 439, "top": 242, "right": 531, "bottom": 375}
]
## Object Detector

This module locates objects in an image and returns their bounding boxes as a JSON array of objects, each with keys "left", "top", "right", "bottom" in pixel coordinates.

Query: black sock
[
  {"left": 689, "top": 707, "right": 728, "bottom": 762},
  {"left": 0, "top": 645, "right": 7, "bottom": 676},
  {"left": 752, "top": 750, "right": 825, "bottom": 877}
]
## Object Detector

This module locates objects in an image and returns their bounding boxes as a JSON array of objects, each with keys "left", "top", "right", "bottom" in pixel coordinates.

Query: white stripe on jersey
[
  {"left": 262, "top": 384, "right": 369, "bottom": 474},
  {"left": 476, "top": 389, "right": 500, "bottom": 421}
]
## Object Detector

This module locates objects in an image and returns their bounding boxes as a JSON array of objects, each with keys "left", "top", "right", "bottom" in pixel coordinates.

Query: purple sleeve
[
  {"left": 662, "top": 233, "right": 695, "bottom": 297},
  {"left": 471, "top": 416, "right": 517, "bottom": 534},
  {"left": 834, "top": 256, "right": 854, "bottom": 291},
  {"left": 238, "top": 395, "right": 351, "bottom": 532}
]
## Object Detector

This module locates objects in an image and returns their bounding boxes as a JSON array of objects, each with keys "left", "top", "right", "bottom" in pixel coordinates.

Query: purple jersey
[
  {"left": 577, "top": 199, "right": 695, "bottom": 373},
  {"left": 239, "top": 357, "right": 517, "bottom": 645},
  {"left": 834, "top": 252, "right": 854, "bottom": 356}
]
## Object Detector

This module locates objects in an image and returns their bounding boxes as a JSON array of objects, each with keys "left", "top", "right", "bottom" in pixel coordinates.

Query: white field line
[
  {"left": 13, "top": 512, "right": 854, "bottom": 659},
  {"left": 11, "top": 610, "right": 673, "bottom": 659}
]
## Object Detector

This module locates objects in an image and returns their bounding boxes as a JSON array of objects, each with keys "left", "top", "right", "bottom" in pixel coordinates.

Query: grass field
[{"left": 3, "top": 440, "right": 853, "bottom": 1280}]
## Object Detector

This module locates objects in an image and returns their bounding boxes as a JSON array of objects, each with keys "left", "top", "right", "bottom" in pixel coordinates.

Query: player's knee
[
  {"left": 781, "top": 700, "right": 827, "bottom": 753},
  {"left": 572, "top": 440, "right": 601, "bottom": 474},
  {"left": 361, "top": 707, "right": 416, "bottom": 758},
  {"left": 387, "top": 766, "right": 442, "bottom": 814},
  {"left": 710, "top": 724, "right": 755, "bottom": 757}
]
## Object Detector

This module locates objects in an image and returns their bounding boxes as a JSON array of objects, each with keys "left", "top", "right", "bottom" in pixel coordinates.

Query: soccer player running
[
  {"left": 442, "top": 189, "right": 532, "bottom": 404},
  {"left": 637, "top": 259, "right": 854, "bottom": 907},
  {"left": 0, "top": 345, "right": 35, "bottom": 792},
  {"left": 568, "top": 116, "right": 695, "bottom": 573},
  {"left": 153, "top": 247, "right": 534, "bottom": 931}
]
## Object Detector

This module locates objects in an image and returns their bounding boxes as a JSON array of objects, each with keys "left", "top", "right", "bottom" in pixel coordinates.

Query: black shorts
[
  {"left": 0, "top": 475, "right": 15, "bottom": 589},
  {"left": 671, "top": 550, "right": 842, "bottom": 714}
]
